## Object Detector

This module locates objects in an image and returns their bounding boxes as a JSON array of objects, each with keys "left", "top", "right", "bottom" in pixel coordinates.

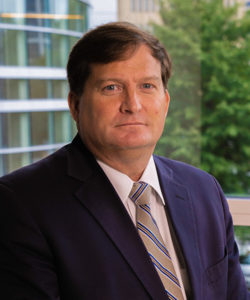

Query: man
[{"left": 0, "top": 22, "right": 249, "bottom": 300}]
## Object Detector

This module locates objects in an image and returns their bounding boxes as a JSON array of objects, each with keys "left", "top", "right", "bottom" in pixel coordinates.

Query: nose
[{"left": 120, "top": 88, "right": 142, "bottom": 114}]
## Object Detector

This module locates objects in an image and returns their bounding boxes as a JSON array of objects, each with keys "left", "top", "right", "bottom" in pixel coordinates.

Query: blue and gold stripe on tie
[{"left": 129, "top": 181, "right": 184, "bottom": 300}]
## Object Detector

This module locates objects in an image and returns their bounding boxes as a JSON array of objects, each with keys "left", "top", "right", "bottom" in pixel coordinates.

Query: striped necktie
[{"left": 129, "top": 181, "right": 184, "bottom": 300}]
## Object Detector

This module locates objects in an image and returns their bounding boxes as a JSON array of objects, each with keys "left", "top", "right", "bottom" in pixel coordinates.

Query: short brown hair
[{"left": 67, "top": 22, "right": 172, "bottom": 96}]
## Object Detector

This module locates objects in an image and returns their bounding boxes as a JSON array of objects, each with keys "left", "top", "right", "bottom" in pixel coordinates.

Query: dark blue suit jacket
[{"left": 0, "top": 135, "right": 249, "bottom": 299}]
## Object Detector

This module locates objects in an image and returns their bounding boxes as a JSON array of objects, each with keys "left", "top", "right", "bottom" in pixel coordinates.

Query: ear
[
  {"left": 164, "top": 89, "right": 170, "bottom": 117},
  {"left": 68, "top": 92, "right": 80, "bottom": 123}
]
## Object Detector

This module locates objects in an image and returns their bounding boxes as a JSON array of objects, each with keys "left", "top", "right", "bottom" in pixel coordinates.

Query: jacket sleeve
[{"left": 0, "top": 182, "right": 60, "bottom": 300}]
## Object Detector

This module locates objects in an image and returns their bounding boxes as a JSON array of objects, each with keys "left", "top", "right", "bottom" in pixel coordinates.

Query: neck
[{"left": 93, "top": 147, "right": 153, "bottom": 181}]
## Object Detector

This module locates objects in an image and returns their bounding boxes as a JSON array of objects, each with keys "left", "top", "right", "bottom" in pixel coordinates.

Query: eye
[
  {"left": 142, "top": 83, "right": 154, "bottom": 89},
  {"left": 102, "top": 84, "right": 122, "bottom": 94},
  {"left": 104, "top": 84, "right": 117, "bottom": 91}
]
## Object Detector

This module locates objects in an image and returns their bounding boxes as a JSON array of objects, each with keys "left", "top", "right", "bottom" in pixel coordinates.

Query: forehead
[{"left": 88, "top": 45, "right": 162, "bottom": 81}]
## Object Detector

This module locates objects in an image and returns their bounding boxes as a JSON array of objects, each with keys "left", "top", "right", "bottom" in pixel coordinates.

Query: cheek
[
  {"left": 80, "top": 100, "right": 98, "bottom": 120},
  {"left": 83, "top": 108, "right": 113, "bottom": 133},
  {"left": 95, "top": 103, "right": 118, "bottom": 122},
  {"left": 159, "top": 98, "right": 168, "bottom": 118},
  {"left": 151, "top": 104, "right": 167, "bottom": 131},
  {"left": 152, "top": 100, "right": 167, "bottom": 118}
]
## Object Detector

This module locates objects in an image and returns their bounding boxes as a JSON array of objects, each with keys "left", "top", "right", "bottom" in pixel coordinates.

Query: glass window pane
[
  {"left": 51, "top": 34, "right": 68, "bottom": 67},
  {"left": 71, "top": 118, "right": 77, "bottom": 138},
  {"left": 31, "top": 150, "right": 49, "bottom": 162},
  {"left": 138, "top": 0, "right": 142, "bottom": 11},
  {"left": 49, "top": 0, "right": 68, "bottom": 29},
  {"left": 0, "top": 30, "right": 26, "bottom": 66},
  {"left": 0, "top": 79, "right": 28, "bottom": 99},
  {"left": 0, "top": 0, "right": 25, "bottom": 13},
  {"left": 69, "top": 36, "right": 78, "bottom": 48},
  {"left": 68, "top": 0, "right": 87, "bottom": 31},
  {"left": 52, "top": 80, "right": 68, "bottom": 98},
  {"left": 27, "top": 32, "right": 49, "bottom": 66},
  {"left": 0, "top": 80, "right": 5, "bottom": 99},
  {"left": 0, "top": 0, "right": 26, "bottom": 25},
  {"left": 2, "top": 30, "right": 18, "bottom": 65},
  {"left": 1, "top": 113, "right": 29, "bottom": 147},
  {"left": 29, "top": 80, "right": 47, "bottom": 99},
  {"left": 0, "top": 155, "right": 4, "bottom": 176},
  {"left": 54, "top": 111, "right": 71, "bottom": 143},
  {"left": 150, "top": 0, "right": 155, "bottom": 11},
  {"left": 0, "top": 30, "right": 4, "bottom": 65},
  {"left": 1, "top": 152, "right": 30, "bottom": 174},
  {"left": 26, "top": 0, "right": 46, "bottom": 14},
  {"left": 30, "top": 112, "right": 49, "bottom": 145}
]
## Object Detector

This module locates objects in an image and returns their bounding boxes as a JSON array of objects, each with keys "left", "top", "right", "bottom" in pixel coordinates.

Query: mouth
[{"left": 115, "top": 122, "right": 145, "bottom": 127}]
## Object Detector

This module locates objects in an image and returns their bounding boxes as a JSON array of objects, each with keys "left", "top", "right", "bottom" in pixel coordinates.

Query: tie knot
[{"left": 129, "top": 181, "right": 151, "bottom": 206}]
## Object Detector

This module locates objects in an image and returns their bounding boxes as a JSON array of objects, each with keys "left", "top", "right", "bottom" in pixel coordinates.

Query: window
[
  {"left": 32, "top": 150, "right": 49, "bottom": 162},
  {"left": 1, "top": 152, "right": 30, "bottom": 174},
  {"left": 26, "top": 0, "right": 46, "bottom": 14},
  {"left": 1, "top": 113, "right": 29, "bottom": 148},
  {"left": 1, "top": 30, "right": 20, "bottom": 65},
  {"left": 52, "top": 80, "right": 68, "bottom": 99},
  {"left": 54, "top": 111, "right": 71, "bottom": 143},
  {"left": 130, "top": 0, "right": 136, "bottom": 12},
  {"left": 27, "top": 31, "right": 49, "bottom": 66},
  {"left": 30, "top": 111, "right": 49, "bottom": 145},
  {"left": 0, "top": 0, "right": 89, "bottom": 178},
  {"left": 138, "top": 0, "right": 143, "bottom": 11},
  {"left": 29, "top": 80, "right": 47, "bottom": 99},
  {"left": 0, "top": 80, "right": 27, "bottom": 99},
  {"left": 150, "top": 0, "right": 156, "bottom": 11},
  {"left": 51, "top": 34, "right": 69, "bottom": 67}
]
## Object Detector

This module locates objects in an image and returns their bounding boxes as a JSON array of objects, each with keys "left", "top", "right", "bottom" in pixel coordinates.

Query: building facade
[
  {"left": 0, "top": 0, "right": 90, "bottom": 176},
  {"left": 118, "top": 0, "right": 162, "bottom": 30},
  {"left": 118, "top": 0, "right": 250, "bottom": 28},
  {"left": 224, "top": 0, "right": 250, "bottom": 17}
]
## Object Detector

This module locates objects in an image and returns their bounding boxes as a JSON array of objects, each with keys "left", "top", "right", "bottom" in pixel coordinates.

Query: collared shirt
[{"left": 97, "top": 156, "right": 187, "bottom": 299}]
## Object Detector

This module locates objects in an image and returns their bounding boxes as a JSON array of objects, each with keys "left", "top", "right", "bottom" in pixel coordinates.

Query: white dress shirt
[{"left": 97, "top": 157, "right": 187, "bottom": 299}]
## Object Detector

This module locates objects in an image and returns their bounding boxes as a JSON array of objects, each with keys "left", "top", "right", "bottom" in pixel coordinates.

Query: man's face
[{"left": 69, "top": 44, "right": 170, "bottom": 160}]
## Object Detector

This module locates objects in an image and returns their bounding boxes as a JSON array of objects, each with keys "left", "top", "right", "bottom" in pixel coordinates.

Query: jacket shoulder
[{"left": 154, "top": 155, "right": 214, "bottom": 184}]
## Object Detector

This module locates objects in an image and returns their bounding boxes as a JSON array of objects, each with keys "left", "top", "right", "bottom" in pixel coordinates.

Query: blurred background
[{"left": 0, "top": 0, "right": 249, "bottom": 288}]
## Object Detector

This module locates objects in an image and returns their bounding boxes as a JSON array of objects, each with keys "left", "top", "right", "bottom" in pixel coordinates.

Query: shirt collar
[
  {"left": 140, "top": 156, "right": 165, "bottom": 205},
  {"left": 97, "top": 156, "right": 165, "bottom": 205}
]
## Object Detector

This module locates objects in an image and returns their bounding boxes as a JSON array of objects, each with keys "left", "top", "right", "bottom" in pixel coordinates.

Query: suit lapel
[
  {"left": 67, "top": 136, "right": 168, "bottom": 300},
  {"left": 154, "top": 156, "right": 202, "bottom": 299}
]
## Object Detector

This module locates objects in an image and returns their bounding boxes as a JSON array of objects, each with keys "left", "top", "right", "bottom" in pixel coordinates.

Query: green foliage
[
  {"left": 153, "top": 0, "right": 250, "bottom": 194},
  {"left": 234, "top": 226, "right": 250, "bottom": 247},
  {"left": 153, "top": 0, "right": 202, "bottom": 167},
  {"left": 201, "top": 2, "right": 250, "bottom": 194}
]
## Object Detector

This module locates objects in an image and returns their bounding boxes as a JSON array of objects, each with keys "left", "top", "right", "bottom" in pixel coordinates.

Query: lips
[{"left": 115, "top": 122, "right": 145, "bottom": 127}]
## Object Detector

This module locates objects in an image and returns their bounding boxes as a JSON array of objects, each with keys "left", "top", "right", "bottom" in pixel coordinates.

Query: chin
[
  {"left": 109, "top": 134, "right": 155, "bottom": 150},
  {"left": 116, "top": 140, "right": 153, "bottom": 150}
]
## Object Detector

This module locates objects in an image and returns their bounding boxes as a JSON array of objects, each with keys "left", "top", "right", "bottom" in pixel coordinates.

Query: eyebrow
[
  {"left": 140, "top": 76, "right": 162, "bottom": 83},
  {"left": 95, "top": 76, "right": 162, "bottom": 86},
  {"left": 95, "top": 78, "right": 123, "bottom": 86}
]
